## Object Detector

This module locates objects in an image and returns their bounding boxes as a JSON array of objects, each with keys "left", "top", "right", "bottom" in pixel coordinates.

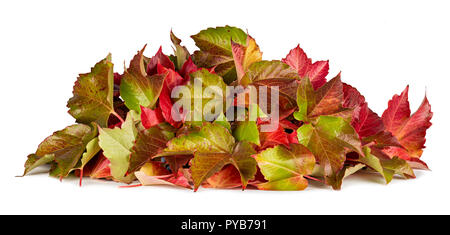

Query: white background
[{"left": 1, "top": 0, "right": 449, "bottom": 215}]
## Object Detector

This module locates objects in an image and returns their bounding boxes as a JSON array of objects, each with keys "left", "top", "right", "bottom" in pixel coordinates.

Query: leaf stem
[{"left": 304, "top": 175, "right": 324, "bottom": 183}]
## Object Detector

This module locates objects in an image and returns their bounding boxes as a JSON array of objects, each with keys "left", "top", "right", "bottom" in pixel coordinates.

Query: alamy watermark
[{"left": 170, "top": 77, "right": 280, "bottom": 132}]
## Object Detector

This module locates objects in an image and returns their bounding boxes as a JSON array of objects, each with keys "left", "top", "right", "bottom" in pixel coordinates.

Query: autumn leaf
[
  {"left": 120, "top": 45, "right": 165, "bottom": 112},
  {"left": 294, "top": 74, "right": 351, "bottom": 123},
  {"left": 381, "top": 86, "right": 433, "bottom": 159},
  {"left": 282, "top": 44, "right": 329, "bottom": 89},
  {"left": 23, "top": 124, "right": 97, "bottom": 179},
  {"left": 240, "top": 60, "right": 299, "bottom": 119},
  {"left": 135, "top": 162, "right": 191, "bottom": 189},
  {"left": 170, "top": 30, "right": 190, "bottom": 70},
  {"left": 147, "top": 46, "right": 175, "bottom": 75},
  {"left": 255, "top": 144, "right": 315, "bottom": 190},
  {"left": 98, "top": 113, "right": 137, "bottom": 183},
  {"left": 67, "top": 55, "right": 115, "bottom": 127},
  {"left": 192, "top": 26, "right": 247, "bottom": 83},
  {"left": 298, "top": 116, "right": 362, "bottom": 180},
  {"left": 231, "top": 35, "right": 263, "bottom": 83},
  {"left": 140, "top": 106, "right": 165, "bottom": 129},
  {"left": 163, "top": 123, "right": 256, "bottom": 191},
  {"left": 233, "top": 121, "right": 260, "bottom": 145},
  {"left": 182, "top": 69, "right": 229, "bottom": 123},
  {"left": 128, "top": 127, "right": 170, "bottom": 173},
  {"left": 203, "top": 165, "right": 243, "bottom": 189}
]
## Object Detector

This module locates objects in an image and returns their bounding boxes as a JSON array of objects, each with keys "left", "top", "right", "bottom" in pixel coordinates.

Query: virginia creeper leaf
[
  {"left": 67, "top": 55, "right": 115, "bottom": 127},
  {"left": 295, "top": 74, "right": 351, "bottom": 123},
  {"left": 231, "top": 35, "right": 263, "bottom": 83},
  {"left": 382, "top": 86, "right": 433, "bottom": 159},
  {"left": 128, "top": 127, "right": 169, "bottom": 173},
  {"left": 255, "top": 144, "right": 315, "bottom": 190},
  {"left": 298, "top": 116, "right": 362, "bottom": 177},
  {"left": 191, "top": 26, "right": 247, "bottom": 83},
  {"left": 282, "top": 45, "right": 329, "bottom": 89},
  {"left": 120, "top": 46, "right": 165, "bottom": 112},
  {"left": 233, "top": 121, "right": 260, "bottom": 145},
  {"left": 98, "top": 113, "right": 137, "bottom": 182}
]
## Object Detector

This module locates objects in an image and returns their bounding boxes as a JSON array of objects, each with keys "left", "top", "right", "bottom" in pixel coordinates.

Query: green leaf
[
  {"left": 214, "top": 112, "right": 231, "bottom": 131},
  {"left": 163, "top": 123, "right": 256, "bottom": 190},
  {"left": 67, "top": 55, "right": 115, "bottom": 127},
  {"left": 98, "top": 113, "right": 137, "bottom": 182},
  {"left": 298, "top": 116, "right": 362, "bottom": 177},
  {"left": 295, "top": 75, "right": 351, "bottom": 123},
  {"left": 24, "top": 124, "right": 97, "bottom": 178},
  {"left": 233, "top": 121, "right": 260, "bottom": 145},
  {"left": 76, "top": 137, "right": 101, "bottom": 170},
  {"left": 23, "top": 154, "right": 55, "bottom": 176},
  {"left": 191, "top": 26, "right": 247, "bottom": 83},
  {"left": 128, "top": 127, "right": 170, "bottom": 173},
  {"left": 120, "top": 46, "right": 165, "bottom": 112},
  {"left": 171, "top": 30, "right": 190, "bottom": 70},
  {"left": 239, "top": 60, "right": 299, "bottom": 118},
  {"left": 182, "top": 69, "right": 229, "bottom": 123},
  {"left": 241, "top": 60, "right": 299, "bottom": 86},
  {"left": 255, "top": 144, "right": 316, "bottom": 190},
  {"left": 165, "top": 122, "right": 235, "bottom": 155},
  {"left": 191, "top": 141, "right": 257, "bottom": 191}
]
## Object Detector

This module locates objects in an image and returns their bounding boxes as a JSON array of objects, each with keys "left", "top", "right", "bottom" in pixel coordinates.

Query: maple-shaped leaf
[
  {"left": 23, "top": 124, "right": 97, "bottom": 179},
  {"left": 298, "top": 116, "right": 362, "bottom": 178},
  {"left": 295, "top": 74, "right": 351, "bottom": 123},
  {"left": 255, "top": 144, "right": 315, "bottom": 190},
  {"left": 98, "top": 113, "right": 137, "bottom": 183},
  {"left": 239, "top": 60, "right": 299, "bottom": 119},
  {"left": 231, "top": 35, "right": 263, "bottom": 83},
  {"left": 128, "top": 127, "right": 170, "bottom": 173},
  {"left": 381, "top": 86, "right": 433, "bottom": 159},
  {"left": 120, "top": 46, "right": 165, "bottom": 112},
  {"left": 191, "top": 141, "right": 257, "bottom": 191},
  {"left": 170, "top": 30, "right": 190, "bottom": 70},
  {"left": 191, "top": 26, "right": 247, "bottom": 83},
  {"left": 233, "top": 121, "right": 260, "bottom": 145},
  {"left": 163, "top": 123, "right": 256, "bottom": 191},
  {"left": 147, "top": 46, "right": 175, "bottom": 75},
  {"left": 282, "top": 45, "right": 329, "bottom": 89},
  {"left": 67, "top": 55, "right": 115, "bottom": 127}
]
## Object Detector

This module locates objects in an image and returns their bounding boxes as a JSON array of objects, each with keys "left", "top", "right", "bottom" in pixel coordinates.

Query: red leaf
[
  {"left": 203, "top": 165, "right": 242, "bottom": 189},
  {"left": 352, "top": 103, "right": 385, "bottom": 138},
  {"left": 282, "top": 45, "right": 311, "bottom": 76},
  {"left": 179, "top": 57, "right": 199, "bottom": 80},
  {"left": 89, "top": 154, "right": 112, "bottom": 179},
  {"left": 147, "top": 46, "right": 175, "bottom": 75},
  {"left": 259, "top": 123, "right": 290, "bottom": 150},
  {"left": 282, "top": 45, "right": 329, "bottom": 89},
  {"left": 343, "top": 83, "right": 365, "bottom": 109},
  {"left": 343, "top": 84, "right": 384, "bottom": 139},
  {"left": 140, "top": 106, "right": 165, "bottom": 129},
  {"left": 382, "top": 86, "right": 411, "bottom": 135},
  {"left": 382, "top": 89, "right": 432, "bottom": 159},
  {"left": 306, "top": 60, "right": 329, "bottom": 89}
]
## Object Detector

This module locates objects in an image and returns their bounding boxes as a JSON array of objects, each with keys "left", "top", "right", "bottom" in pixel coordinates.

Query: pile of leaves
[{"left": 22, "top": 26, "right": 433, "bottom": 191}]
